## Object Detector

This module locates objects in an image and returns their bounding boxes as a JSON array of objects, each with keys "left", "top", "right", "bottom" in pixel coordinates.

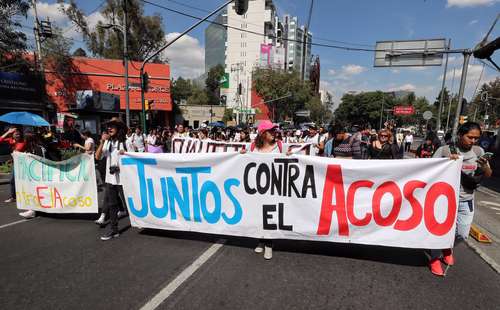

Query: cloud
[
  {"left": 29, "top": 2, "right": 69, "bottom": 23},
  {"left": 388, "top": 84, "right": 417, "bottom": 92},
  {"left": 341, "top": 64, "right": 366, "bottom": 75},
  {"left": 447, "top": 0, "right": 499, "bottom": 8},
  {"left": 468, "top": 19, "right": 479, "bottom": 25},
  {"left": 327, "top": 69, "right": 336, "bottom": 75},
  {"left": 162, "top": 33, "right": 205, "bottom": 79}
]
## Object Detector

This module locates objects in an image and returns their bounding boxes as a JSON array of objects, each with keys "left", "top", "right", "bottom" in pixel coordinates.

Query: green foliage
[
  {"left": 186, "top": 87, "right": 209, "bottom": 106},
  {"left": 222, "top": 108, "right": 234, "bottom": 123},
  {"left": 253, "top": 68, "right": 311, "bottom": 121},
  {"left": 171, "top": 77, "right": 195, "bottom": 104},
  {"left": 205, "top": 64, "right": 225, "bottom": 105},
  {"left": 60, "top": 0, "right": 166, "bottom": 61},
  {"left": 0, "top": 161, "right": 12, "bottom": 174},
  {"left": 467, "top": 77, "right": 500, "bottom": 125},
  {"left": 42, "top": 27, "right": 74, "bottom": 79},
  {"left": 0, "top": 0, "right": 31, "bottom": 71},
  {"left": 72, "top": 48, "right": 87, "bottom": 57},
  {"left": 305, "top": 96, "right": 333, "bottom": 125}
]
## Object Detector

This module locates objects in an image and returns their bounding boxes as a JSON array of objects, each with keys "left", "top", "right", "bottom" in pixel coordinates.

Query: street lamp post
[{"left": 99, "top": 0, "right": 130, "bottom": 128}]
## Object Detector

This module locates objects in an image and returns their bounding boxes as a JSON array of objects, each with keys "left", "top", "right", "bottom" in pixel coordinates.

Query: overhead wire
[{"left": 138, "top": 0, "right": 466, "bottom": 54}]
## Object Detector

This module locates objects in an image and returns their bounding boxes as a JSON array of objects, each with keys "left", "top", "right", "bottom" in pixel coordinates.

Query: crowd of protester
[{"left": 0, "top": 118, "right": 496, "bottom": 276}]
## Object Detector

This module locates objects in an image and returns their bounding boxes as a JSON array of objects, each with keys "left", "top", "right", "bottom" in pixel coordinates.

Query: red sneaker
[
  {"left": 442, "top": 249, "right": 454, "bottom": 266},
  {"left": 429, "top": 258, "right": 444, "bottom": 276}
]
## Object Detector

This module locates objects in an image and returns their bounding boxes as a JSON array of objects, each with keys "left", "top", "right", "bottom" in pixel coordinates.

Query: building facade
[{"left": 204, "top": 12, "right": 227, "bottom": 73}]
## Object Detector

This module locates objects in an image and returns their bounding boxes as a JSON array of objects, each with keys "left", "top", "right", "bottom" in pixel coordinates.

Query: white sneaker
[
  {"left": 254, "top": 242, "right": 264, "bottom": 254},
  {"left": 19, "top": 210, "right": 36, "bottom": 219},
  {"left": 117, "top": 210, "right": 127, "bottom": 218},
  {"left": 94, "top": 213, "right": 108, "bottom": 225},
  {"left": 264, "top": 245, "right": 273, "bottom": 260},
  {"left": 4, "top": 197, "right": 15, "bottom": 203}
]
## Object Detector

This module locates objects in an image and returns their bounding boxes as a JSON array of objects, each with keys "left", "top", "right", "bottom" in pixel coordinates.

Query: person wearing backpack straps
[
  {"left": 240, "top": 120, "right": 281, "bottom": 259},
  {"left": 428, "top": 122, "right": 492, "bottom": 276},
  {"left": 95, "top": 117, "right": 128, "bottom": 241}
]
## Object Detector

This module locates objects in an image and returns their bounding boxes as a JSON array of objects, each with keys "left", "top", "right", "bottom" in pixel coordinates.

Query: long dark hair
[
  {"left": 458, "top": 122, "right": 481, "bottom": 136},
  {"left": 254, "top": 132, "right": 266, "bottom": 149},
  {"left": 24, "top": 132, "right": 40, "bottom": 154}
]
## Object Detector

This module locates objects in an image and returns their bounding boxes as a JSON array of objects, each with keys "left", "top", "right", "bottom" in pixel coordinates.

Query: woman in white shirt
[{"left": 73, "top": 130, "right": 95, "bottom": 154}]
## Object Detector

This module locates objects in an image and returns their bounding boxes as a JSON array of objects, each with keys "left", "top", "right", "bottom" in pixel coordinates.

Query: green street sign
[{"left": 220, "top": 73, "right": 229, "bottom": 89}]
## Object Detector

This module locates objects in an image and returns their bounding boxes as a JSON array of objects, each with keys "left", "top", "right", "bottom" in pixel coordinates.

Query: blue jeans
[{"left": 430, "top": 199, "right": 474, "bottom": 259}]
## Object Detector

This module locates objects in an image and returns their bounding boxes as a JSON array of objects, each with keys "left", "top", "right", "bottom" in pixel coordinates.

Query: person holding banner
[
  {"left": 95, "top": 117, "right": 127, "bottom": 240},
  {"left": 73, "top": 130, "right": 95, "bottom": 155},
  {"left": 241, "top": 120, "right": 282, "bottom": 259},
  {"left": 429, "top": 122, "right": 492, "bottom": 276},
  {"left": 367, "top": 129, "right": 401, "bottom": 160},
  {"left": 1, "top": 127, "right": 26, "bottom": 203},
  {"left": 303, "top": 124, "right": 325, "bottom": 156}
]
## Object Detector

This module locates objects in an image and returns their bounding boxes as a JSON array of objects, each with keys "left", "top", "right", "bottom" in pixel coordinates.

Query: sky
[{"left": 20, "top": 0, "right": 500, "bottom": 104}]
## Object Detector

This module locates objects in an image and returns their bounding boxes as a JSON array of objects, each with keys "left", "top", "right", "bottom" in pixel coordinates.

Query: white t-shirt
[
  {"left": 146, "top": 134, "right": 157, "bottom": 146},
  {"left": 84, "top": 137, "right": 95, "bottom": 154},
  {"left": 249, "top": 133, "right": 257, "bottom": 141},
  {"left": 304, "top": 133, "right": 326, "bottom": 155},
  {"left": 102, "top": 140, "right": 125, "bottom": 185},
  {"left": 405, "top": 134, "right": 414, "bottom": 143},
  {"left": 132, "top": 133, "right": 146, "bottom": 152},
  {"left": 126, "top": 134, "right": 135, "bottom": 152}
]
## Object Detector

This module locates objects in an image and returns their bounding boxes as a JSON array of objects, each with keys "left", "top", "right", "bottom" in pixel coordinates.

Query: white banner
[
  {"left": 13, "top": 152, "right": 98, "bottom": 213},
  {"left": 120, "top": 153, "right": 462, "bottom": 249},
  {"left": 172, "top": 138, "right": 313, "bottom": 155}
]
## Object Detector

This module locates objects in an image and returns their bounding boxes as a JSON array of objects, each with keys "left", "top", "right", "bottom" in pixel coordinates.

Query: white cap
[
  {"left": 200, "top": 123, "right": 207, "bottom": 128},
  {"left": 295, "top": 130, "right": 301, "bottom": 136}
]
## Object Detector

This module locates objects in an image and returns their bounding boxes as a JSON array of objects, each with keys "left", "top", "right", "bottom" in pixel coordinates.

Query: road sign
[
  {"left": 423, "top": 110, "right": 433, "bottom": 120},
  {"left": 393, "top": 106, "right": 415, "bottom": 115},
  {"left": 374, "top": 39, "right": 446, "bottom": 67},
  {"left": 220, "top": 73, "right": 229, "bottom": 89}
]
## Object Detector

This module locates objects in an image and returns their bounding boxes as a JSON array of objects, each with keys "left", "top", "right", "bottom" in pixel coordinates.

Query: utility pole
[
  {"left": 445, "top": 68, "right": 456, "bottom": 132},
  {"left": 140, "top": 0, "right": 240, "bottom": 132},
  {"left": 437, "top": 39, "right": 451, "bottom": 131},
  {"left": 123, "top": 0, "right": 131, "bottom": 128},
  {"left": 31, "top": 0, "right": 44, "bottom": 73},
  {"left": 452, "top": 51, "right": 472, "bottom": 139}
]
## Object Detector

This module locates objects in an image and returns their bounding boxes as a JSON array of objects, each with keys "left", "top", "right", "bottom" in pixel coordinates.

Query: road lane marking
[
  {"left": 140, "top": 239, "right": 226, "bottom": 310},
  {"left": 0, "top": 219, "right": 32, "bottom": 229},
  {"left": 488, "top": 206, "right": 500, "bottom": 211},
  {"left": 482, "top": 201, "right": 500, "bottom": 207}
]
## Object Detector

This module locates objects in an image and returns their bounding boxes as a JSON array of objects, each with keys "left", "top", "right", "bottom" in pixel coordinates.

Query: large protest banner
[
  {"left": 172, "top": 138, "right": 313, "bottom": 155},
  {"left": 13, "top": 152, "right": 98, "bottom": 213},
  {"left": 120, "top": 152, "right": 462, "bottom": 249}
]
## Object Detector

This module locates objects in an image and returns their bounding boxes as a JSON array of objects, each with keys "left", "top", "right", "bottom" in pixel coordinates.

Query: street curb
[{"left": 465, "top": 239, "right": 500, "bottom": 274}]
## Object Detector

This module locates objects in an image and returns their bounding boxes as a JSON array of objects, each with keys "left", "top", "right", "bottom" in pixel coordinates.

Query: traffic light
[
  {"left": 234, "top": 0, "right": 249, "bottom": 15},
  {"left": 459, "top": 115, "right": 468, "bottom": 124},
  {"left": 141, "top": 72, "right": 149, "bottom": 92},
  {"left": 473, "top": 37, "right": 500, "bottom": 59},
  {"left": 145, "top": 99, "right": 149, "bottom": 111},
  {"left": 220, "top": 95, "right": 227, "bottom": 105}
]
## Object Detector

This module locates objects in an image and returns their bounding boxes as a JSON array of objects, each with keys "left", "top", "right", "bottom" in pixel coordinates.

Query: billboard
[{"left": 374, "top": 39, "right": 446, "bottom": 67}]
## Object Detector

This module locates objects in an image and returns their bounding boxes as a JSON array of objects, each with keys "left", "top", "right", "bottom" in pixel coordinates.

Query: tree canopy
[
  {"left": 59, "top": 0, "right": 166, "bottom": 61},
  {"left": 0, "top": 0, "right": 31, "bottom": 71}
]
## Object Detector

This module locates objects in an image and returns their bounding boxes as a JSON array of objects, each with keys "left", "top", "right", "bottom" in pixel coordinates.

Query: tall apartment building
[{"left": 203, "top": 0, "right": 313, "bottom": 122}]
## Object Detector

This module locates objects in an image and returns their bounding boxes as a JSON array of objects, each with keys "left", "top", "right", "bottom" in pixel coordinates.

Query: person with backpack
[
  {"left": 368, "top": 129, "right": 401, "bottom": 159},
  {"left": 95, "top": 117, "right": 128, "bottom": 240},
  {"left": 428, "top": 122, "right": 492, "bottom": 276},
  {"left": 240, "top": 120, "right": 282, "bottom": 259}
]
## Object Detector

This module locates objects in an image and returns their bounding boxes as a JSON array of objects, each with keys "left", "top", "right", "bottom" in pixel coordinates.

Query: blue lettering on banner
[{"left": 122, "top": 157, "right": 242, "bottom": 225}]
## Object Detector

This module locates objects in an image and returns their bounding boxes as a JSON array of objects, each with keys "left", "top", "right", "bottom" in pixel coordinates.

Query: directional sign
[
  {"left": 393, "top": 106, "right": 415, "bottom": 115},
  {"left": 423, "top": 110, "right": 433, "bottom": 120},
  {"left": 220, "top": 73, "right": 229, "bottom": 89},
  {"left": 295, "top": 110, "right": 311, "bottom": 117}
]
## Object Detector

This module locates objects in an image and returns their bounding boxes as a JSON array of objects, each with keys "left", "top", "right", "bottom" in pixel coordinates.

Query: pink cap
[{"left": 257, "top": 120, "right": 278, "bottom": 134}]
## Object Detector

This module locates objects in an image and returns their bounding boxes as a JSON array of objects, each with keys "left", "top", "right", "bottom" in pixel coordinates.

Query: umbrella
[
  {"left": 0, "top": 112, "right": 50, "bottom": 127},
  {"left": 208, "top": 121, "right": 225, "bottom": 128}
]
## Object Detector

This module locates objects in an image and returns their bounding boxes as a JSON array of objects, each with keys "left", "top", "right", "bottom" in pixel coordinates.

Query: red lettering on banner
[
  {"left": 53, "top": 187, "right": 64, "bottom": 208},
  {"left": 36, "top": 186, "right": 51, "bottom": 208},
  {"left": 372, "top": 181, "right": 402, "bottom": 226},
  {"left": 316, "top": 165, "right": 457, "bottom": 237},
  {"left": 317, "top": 165, "right": 349, "bottom": 236},
  {"left": 347, "top": 180, "right": 373, "bottom": 226},
  {"left": 394, "top": 181, "right": 426, "bottom": 231},
  {"left": 424, "top": 182, "right": 456, "bottom": 236}
]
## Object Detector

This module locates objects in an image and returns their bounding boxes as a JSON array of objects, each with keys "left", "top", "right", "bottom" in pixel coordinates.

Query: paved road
[{"left": 0, "top": 183, "right": 499, "bottom": 310}]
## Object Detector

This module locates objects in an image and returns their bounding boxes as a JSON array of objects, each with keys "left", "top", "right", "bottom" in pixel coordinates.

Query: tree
[
  {"left": 205, "top": 64, "right": 225, "bottom": 105},
  {"left": 253, "top": 68, "right": 311, "bottom": 121},
  {"left": 72, "top": 48, "right": 87, "bottom": 57},
  {"left": 59, "top": 0, "right": 166, "bottom": 61},
  {"left": 305, "top": 96, "right": 333, "bottom": 124},
  {"left": 171, "top": 77, "right": 195, "bottom": 104},
  {"left": 468, "top": 77, "right": 500, "bottom": 126},
  {"left": 186, "top": 87, "right": 209, "bottom": 106},
  {"left": 335, "top": 91, "right": 391, "bottom": 129},
  {"left": 0, "top": 0, "right": 31, "bottom": 71},
  {"left": 433, "top": 87, "right": 451, "bottom": 127}
]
